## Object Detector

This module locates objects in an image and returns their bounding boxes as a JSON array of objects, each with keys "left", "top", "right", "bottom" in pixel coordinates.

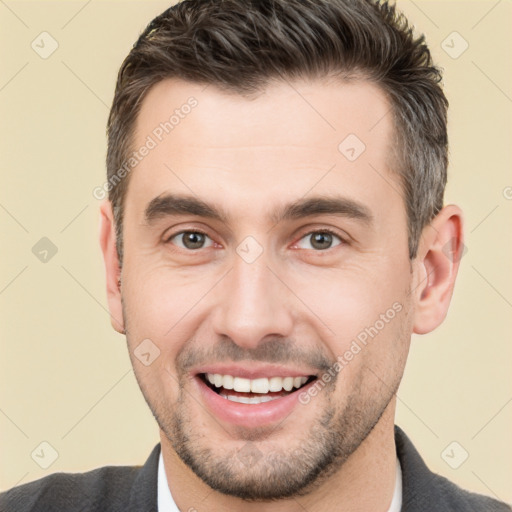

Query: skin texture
[{"left": 99, "top": 77, "right": 463, "bottom": 511}]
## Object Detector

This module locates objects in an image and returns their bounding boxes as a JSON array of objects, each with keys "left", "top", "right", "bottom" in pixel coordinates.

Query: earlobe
[
  {"left": 98, "top": 199, "right": 125, "bottom": 334},
  {"left": 412, "top": 205, "right": 464, "bottom": 335}
]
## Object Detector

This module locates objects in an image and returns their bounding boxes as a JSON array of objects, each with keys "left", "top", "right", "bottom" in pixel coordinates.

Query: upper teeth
[{"left": 205, "top": 373, "right": 309, "bottom": 393}]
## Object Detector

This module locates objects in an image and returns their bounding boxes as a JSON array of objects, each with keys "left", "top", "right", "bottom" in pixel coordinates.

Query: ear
[
  {"left": 412, "top": 204, "right": 464, "bottom": 335},
  {"left": 98, "top": 199, "right": 125, "bottom": 334}
]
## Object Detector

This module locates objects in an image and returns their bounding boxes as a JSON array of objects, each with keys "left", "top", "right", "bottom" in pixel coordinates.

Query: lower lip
[{"left": 195, "top": 376, "right": 314, "bottom": 428}]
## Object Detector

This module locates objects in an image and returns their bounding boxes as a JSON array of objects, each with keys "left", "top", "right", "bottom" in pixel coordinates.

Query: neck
[{"left": 160, "top": 399, "right": 398, "bottom": 512}]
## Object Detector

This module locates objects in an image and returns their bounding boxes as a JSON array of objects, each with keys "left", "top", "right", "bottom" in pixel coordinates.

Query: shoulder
[
  {"left": 395, "top": 425, "right": 511, "bottom": 512},
  {"left": 429, "top": 471, "right": 511, "bottom": 512},
  {"left": 0, "top": 464, "right": 141, "bottom": 512}
]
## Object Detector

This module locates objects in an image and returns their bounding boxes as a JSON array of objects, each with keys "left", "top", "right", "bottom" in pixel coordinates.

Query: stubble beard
[
  {"left": 133, "top": 361, "right": 401, "bottom": 501},
  {"left": 123, "top": 296, "right": 410, "bottom": 501}
]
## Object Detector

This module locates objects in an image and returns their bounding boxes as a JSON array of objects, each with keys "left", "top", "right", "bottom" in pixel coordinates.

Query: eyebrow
[{"left": 143, "top": 193, "right": 373, "bottom": 227}]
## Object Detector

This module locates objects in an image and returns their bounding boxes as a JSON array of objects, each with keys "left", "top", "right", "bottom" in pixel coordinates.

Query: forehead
[{"left": 125, "top": 77, "right": 400, "bottom": 226}]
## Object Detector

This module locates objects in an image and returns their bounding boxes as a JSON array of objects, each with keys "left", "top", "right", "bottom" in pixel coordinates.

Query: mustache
[{"left": 177, "top": 335, "right": 334, "bottom": 374}]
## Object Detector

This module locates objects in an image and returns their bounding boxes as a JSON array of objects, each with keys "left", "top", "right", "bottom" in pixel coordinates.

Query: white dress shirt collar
[{"left": 157, "top": 451, "right": 402, "bottom": 511}]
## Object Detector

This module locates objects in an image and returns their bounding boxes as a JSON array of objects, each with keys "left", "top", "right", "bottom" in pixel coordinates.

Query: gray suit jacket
[{"left": 1, "top": 426, "right": 510, "bottom": 511}]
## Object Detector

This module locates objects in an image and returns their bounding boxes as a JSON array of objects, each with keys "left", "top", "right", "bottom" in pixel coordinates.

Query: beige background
[{"left": 1, "top": 0, "right": 511, "bottom": 504}]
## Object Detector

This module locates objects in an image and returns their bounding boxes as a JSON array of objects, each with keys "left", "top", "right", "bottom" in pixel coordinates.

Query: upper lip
[{"left": 193, "top": 363, "right": 318, "bottom": 380}]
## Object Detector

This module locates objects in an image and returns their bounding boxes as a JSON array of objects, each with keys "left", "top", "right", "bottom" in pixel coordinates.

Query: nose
[{"left": 211, "top": 252, "right": 294, "bottom": 350}]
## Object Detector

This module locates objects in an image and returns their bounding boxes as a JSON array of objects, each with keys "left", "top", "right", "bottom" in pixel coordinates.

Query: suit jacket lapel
[
  {"left": 395, "top": 425, "right": 444, "bottom": 511},
  {"left": 127, "top": 443, "right": 161, "bottom": 512}
]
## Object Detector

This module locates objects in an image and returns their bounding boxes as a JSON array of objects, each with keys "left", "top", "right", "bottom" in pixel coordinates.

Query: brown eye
[{"left": 167, "top": 231, "right": 213, "bottom": 250}]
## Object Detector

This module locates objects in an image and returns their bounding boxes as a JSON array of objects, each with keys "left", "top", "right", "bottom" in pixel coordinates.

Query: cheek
[
  {"left": 122, "top": 266, "right": 220, "bottom": 394},
  {"left": 301, "top": 269, "right": 412, "bottom": 394},
  {"left": 123, "top": 262, "right": 208, "bottom": 336},
  {"left": 327, "top": 298, "right": 412, "bottom": 402},
  {"left": 291, "top": 261, "right": 410, "bottom": 344}
]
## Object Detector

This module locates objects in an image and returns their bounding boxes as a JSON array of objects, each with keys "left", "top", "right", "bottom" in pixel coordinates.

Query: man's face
[{"left": 119, "top": 77, "right": 415, "bottom": 499}]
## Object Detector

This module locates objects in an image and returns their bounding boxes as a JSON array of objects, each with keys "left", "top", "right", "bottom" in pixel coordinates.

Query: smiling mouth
[{"left": 200, "top": 373, "right": 317, "bottom": 404}]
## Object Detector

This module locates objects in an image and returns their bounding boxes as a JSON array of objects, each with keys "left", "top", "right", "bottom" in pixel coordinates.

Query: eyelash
[{"left": 165, "top": 228, "right": 346, "bottom": 252}]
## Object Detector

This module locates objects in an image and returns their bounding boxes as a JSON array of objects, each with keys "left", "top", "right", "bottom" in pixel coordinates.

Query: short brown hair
[{"left": 107, "top": 0, "right": 448, "bottom": 265}]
